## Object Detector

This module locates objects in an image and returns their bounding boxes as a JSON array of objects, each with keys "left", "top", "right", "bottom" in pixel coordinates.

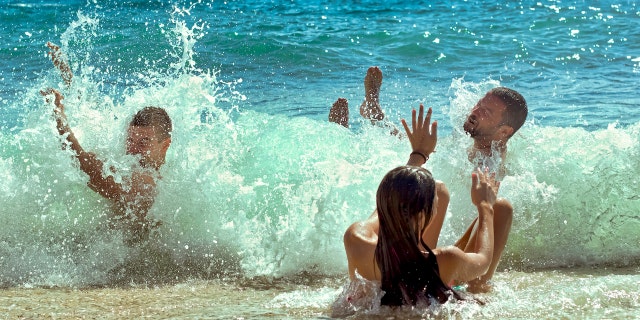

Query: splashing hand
[
  {"left": 401, "top": 104, "right": 437, "bottom": 163},
  {"left": 471, "top": 167, "right": 499, "bottom": 207}
]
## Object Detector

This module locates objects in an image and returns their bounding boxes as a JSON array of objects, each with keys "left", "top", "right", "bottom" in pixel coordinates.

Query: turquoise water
[{"left": 0, "top": 0, "right": 639, "bottom": 318}]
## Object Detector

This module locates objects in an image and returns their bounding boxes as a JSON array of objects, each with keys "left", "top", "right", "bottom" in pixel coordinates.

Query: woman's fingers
[
  {"left": 424, "top": 105, "right": 431, "bottom": 128},
  {"left": 401, "top": 118, "right": 411, "bottom": 137},
  {"left": 417, "top": 104, "right": 424, "bottom": 128},
  {"left": 411, "top": 107, "right": 417, "bottom": 132}
]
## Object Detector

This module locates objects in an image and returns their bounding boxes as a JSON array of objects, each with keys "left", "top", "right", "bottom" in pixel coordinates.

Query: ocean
[{"left": 1, "top": 0, "right": 639, "bottom": 318}]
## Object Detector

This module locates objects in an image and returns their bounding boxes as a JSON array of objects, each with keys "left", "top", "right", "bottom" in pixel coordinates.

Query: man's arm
[
  {"left": 42, "top": 88, "right": 127, "bottom": 200},
  {"left": 46, "top": 42, "right": 73, "bottom": 87},
  {"left": 43, "top": 42, "right": 132, "bottom": 200}
]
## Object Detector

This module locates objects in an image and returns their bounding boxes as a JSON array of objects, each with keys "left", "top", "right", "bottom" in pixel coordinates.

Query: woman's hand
[
  {"left": 401, "top": 104, "right": 437, "bottom": 165},
  {"left": 470, "top": 168, "right": 499, "bottom": 207}
]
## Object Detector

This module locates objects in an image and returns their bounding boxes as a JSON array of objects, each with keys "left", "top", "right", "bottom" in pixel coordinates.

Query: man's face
[
  {"left": 126, "top": 126, "right": 169, "bottom": 168},
  {"left": 463, "top": 93, "right": 508, "bottom": 139}
]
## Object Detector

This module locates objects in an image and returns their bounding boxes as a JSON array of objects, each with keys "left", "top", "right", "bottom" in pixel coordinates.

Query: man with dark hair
[
  {"left": 464, "top": 86, "right": 528, "bottom": 154},
  {"left": 127, "top": 106, "right": 173, "bottom": 170},
  {"left": 42, "top": 43, "right": 172, "bottom": 244},
  {"left": 484, "top": 87, "right": 529, "bottom": 137},
  {"left": 462, "top": 86, "right": 528, "bottom": 179},
  {"left": 337, "top": 67, "right": 528, "bottom": 293}
]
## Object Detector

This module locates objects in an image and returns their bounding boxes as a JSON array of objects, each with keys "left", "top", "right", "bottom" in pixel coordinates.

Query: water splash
[{"left": 2, "top": 3, "right": 640, "bottom": 289}]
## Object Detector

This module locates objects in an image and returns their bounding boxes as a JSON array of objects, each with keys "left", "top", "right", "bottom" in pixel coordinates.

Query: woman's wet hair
[{"left": 374, "top": 166, "right": 460, "bottom": 306}]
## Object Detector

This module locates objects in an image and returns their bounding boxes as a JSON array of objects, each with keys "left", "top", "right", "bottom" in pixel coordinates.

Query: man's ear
[
  {"left": 499, "top": 125, "right": 514, "bottom": 139},
  {"left": 161, "top": 137, "right": 172, "bottom": 152}
]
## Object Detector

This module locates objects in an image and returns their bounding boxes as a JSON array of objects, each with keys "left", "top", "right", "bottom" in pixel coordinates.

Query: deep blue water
[{"left": 2, "top": 0, "right": 639, "bottom": 130}]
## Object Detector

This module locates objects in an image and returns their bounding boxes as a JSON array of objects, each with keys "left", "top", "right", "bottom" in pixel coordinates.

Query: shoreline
[{"left": 2, "top": 266, "right": 638, "bottom": 319}]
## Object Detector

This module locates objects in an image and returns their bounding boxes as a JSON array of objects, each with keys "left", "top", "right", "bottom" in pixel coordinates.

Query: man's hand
[
  {"left": 470, "top": 168, "right": 499, "bottom": 207},
  {"left": 46, "top": 42, "right": 73, "bottom": 86},
  {"left": 401, "top": 104, "right": 437, "bottom": 165}
]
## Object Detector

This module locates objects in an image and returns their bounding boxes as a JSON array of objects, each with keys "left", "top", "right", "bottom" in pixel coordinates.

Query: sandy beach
[{"left": 3, "top": 266, "right": 639, "bottom": 319}]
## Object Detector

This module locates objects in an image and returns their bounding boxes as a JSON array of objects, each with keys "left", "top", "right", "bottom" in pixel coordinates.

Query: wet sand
[
  {"left": 1, "top": 277, "right": 338, "bottom": 319},
  {"left": 2, "top": 267, "right": 639, "bottom": 319}
]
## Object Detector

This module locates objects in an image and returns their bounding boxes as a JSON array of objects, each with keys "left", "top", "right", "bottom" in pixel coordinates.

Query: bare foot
[
  {"left": 359, "top": 66, "right": 384, "bottom": 121},
  {"left": 329, "top": 98, "right": 349, "bottom": 128}
]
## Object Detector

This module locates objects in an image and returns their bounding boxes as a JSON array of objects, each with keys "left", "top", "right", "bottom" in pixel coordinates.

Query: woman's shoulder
[
  {"left": 433, "top": 245, "right": 470, "bottom": 262},
  {"left": 344, "top": 220, "right": 378, "bottom": 248},
  {"left": 433, "top": 246, "right": 466, "bottom": 284}
]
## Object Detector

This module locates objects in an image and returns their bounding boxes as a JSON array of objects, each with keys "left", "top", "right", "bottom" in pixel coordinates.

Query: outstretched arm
[
  {"left": 42, "top": 42, "right": 133, "bottom": 200},
  {"left": 436, "top": 168, "right": 497, "bottom": 284},
  {"left": 46, "top": 42, "right": 73, "bottom": 87},
  {"left": 401, "top": 104, "right": 437, "bottom": 166},
  {"left": 42, "top": 88, "right": 125, "bottom": 200},
  {"left": 42, "top": 89, "right": 84, "bottom": 156},
  {"left": 401, "top": 104, "right": 445, "bottom": 247},
  {"left": 460, "top": 168, "right": 497, "bottom": 278}
]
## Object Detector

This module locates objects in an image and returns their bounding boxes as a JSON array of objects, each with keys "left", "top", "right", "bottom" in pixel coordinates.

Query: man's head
[
  {"left": 126, "top": 107, "right": 172, "bottom": 169},
  {"left": 463, "top": 87, "right": 528, "bottom": 144}
]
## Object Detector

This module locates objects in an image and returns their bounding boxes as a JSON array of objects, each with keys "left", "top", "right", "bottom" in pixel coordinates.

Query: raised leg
[{"left": 359, "top": 66, "right": 384, "bottom": 121}]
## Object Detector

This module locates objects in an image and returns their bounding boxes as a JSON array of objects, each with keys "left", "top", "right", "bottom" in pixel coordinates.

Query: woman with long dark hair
[
  {"left": 375, "top": 165, "right": 450, "bottom": 305},
  {"left": 343, "top": 105, "right": 498, "bottom": 306},
  {"left": 374, "top": 165, "right": 495, "bottom": 305}
]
